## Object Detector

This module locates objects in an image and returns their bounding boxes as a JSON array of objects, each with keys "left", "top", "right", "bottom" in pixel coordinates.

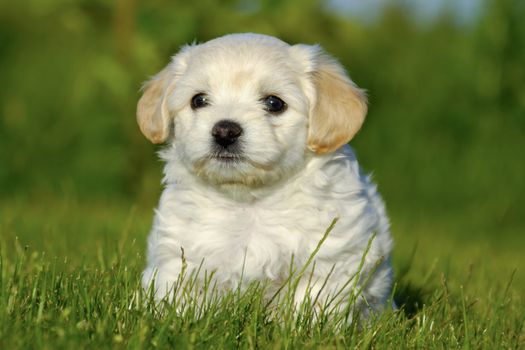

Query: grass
[{"left": 0, "top": 196, "right": 523, "bottom": 349}]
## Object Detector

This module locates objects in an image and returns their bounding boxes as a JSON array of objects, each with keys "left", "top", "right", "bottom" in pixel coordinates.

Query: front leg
[
  {"left": 292, "top": 261, "right": 393, "bottom": 321},
  {"left": 142, "top": 258, "right": 186, "bottom": 302}
]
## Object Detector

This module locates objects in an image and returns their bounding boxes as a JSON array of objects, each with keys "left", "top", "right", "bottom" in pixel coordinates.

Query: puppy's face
[{"left": 137, "top": 34, "right": 367, "bottom": 189}]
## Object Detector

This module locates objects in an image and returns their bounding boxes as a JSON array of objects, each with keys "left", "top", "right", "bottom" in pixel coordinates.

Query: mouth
[
  {"left": 191, "top": 150, "right": 278, "bottom": 188},
  {"left": 210, "top": 152, "right": 245, "bottom": 163}
]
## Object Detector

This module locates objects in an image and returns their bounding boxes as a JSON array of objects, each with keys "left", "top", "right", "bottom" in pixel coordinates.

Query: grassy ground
[{"left": 0, "top": 197, "right": 523, "bottom": 349}]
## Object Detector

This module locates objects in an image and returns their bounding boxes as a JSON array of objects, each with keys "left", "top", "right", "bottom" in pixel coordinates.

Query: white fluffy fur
[{"left": 139, "top": 33, "right": 393, "bottom": 316}]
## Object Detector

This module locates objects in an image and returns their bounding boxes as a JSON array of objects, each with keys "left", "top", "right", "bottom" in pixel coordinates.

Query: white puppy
[{"left": 138, "top": 33, "right": 393, "bottom": 317}]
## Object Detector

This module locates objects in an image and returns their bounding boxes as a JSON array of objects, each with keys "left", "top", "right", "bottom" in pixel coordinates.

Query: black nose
[{"left": 212, "top": 120, "right": 243, "bottom": 147}]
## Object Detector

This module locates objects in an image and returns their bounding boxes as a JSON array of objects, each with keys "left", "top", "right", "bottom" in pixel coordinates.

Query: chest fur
[{"left": 153, "top": 183, "right": 340, "bottom": 282}]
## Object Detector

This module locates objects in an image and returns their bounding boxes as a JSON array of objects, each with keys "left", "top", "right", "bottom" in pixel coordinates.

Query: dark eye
[
  {"left": 263, "top": 95, "right": 287, "bottom": 114},
  {"left": 191, "top": 93, "right": 209, "bottom": 109}
]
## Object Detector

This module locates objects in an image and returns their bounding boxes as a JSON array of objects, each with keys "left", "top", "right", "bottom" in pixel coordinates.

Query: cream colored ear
[
  {"left": 307, "top": 53, "right": 368, "bottom": 154},
  {"left": 137, "top": 66, "right": 175, "bottom": 144}
]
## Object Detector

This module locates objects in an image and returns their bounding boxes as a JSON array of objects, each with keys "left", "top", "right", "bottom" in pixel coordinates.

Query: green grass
[{"left": 0, "top": 197, "right": 523, "bottom": 349}]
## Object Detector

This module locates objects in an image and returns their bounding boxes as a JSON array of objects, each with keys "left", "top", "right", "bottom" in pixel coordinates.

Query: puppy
[{"left": 138, "top": 33, "right": 393, "bottom": 317}]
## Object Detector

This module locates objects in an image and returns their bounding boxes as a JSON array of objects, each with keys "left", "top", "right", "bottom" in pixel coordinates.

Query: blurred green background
[{"left": 0, "top": 0, "right": 523, "bottom": 266}]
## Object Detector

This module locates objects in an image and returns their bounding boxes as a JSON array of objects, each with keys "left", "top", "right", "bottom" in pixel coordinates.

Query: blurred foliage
[{"left": 0, "top": 0, "right": 524, "bottom": 237}]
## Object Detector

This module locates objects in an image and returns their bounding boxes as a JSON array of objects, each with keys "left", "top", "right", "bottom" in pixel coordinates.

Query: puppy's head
[{"left": 137, "top": 33, "right": 367, "bottom": 188}]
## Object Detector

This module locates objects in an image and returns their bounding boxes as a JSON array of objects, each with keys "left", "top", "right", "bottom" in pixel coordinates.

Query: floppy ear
[
  {"left": 137, "top": 66, "right": 176, "bottom": 144},
  {"left": 307, "top": 51, "right": 368, "bottom": 154}
]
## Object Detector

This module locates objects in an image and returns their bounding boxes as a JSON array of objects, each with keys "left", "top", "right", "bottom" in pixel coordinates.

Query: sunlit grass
[{"left": 0, "top": 198, "right": 523, "bottom": 349}]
